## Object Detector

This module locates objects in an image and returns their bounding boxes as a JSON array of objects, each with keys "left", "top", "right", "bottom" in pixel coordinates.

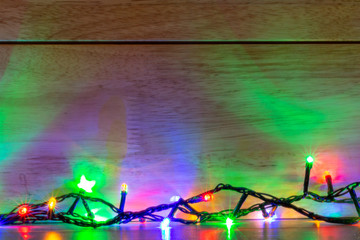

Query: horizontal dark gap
[{"left": 1, "top": 40, "right": 360, "bottom": 44}]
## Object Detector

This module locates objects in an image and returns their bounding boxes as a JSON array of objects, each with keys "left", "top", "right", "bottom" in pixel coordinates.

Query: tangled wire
[{"left": 1, "top": 181, "right": 359, "bottom": 227}]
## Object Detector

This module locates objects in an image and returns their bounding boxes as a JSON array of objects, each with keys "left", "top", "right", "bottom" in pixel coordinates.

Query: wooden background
[{"left": 1, "top": 0, "right": 360, "bottom": 219}]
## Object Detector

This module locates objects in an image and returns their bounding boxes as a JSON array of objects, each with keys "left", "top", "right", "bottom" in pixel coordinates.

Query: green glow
[
  {"left": 226, "top": 217, "right": 234, "bottom": 239},
  {"left": 70, "top": 157, "right": 107, "bottom": 193},
  {"left": 77, "top": 175, "right": 96, "bottom": 193},
  {"left": 306, "top": 156, "right": 314, "bottom": 163},
  {"left": 226, "top": 217, "right": 233, "bottom": 228},
  {"left": 93, "top": 215, "right": 107, "bottom": 222},
  {"left": 85, "top": 208, "right": 108, "bottom": 222},
  {"left": 73, "top": 229, "right": 110, "bottom": 240},
  {"left": 0, "top": 47, "right": 71, "bottom": 198}
]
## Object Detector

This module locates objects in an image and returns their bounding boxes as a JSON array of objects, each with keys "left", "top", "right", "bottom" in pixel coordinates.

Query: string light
[
  {"left": 68, "top": 175, "right": 95, "bottom": 216},
  {"left": 48, "top": 197, "right": 57, "bottom": 220},
  {"left": 18, "top": 205, "right": 29, "bottom": 217},
  {"left": 232, "top": 194, "right": 247, "bottom": 218},
  {"left": 324, "top": 171, "right": 334, "bottom": 195},
  {"left": 0, "top": 155, "right": 360, "bottom": 227},
  {"left": 119, "top": 183, "right": 128, "bottom": 213},
  {"left": 203, "top": 193, "right": 213, "bottom": 202},
  {"left": 48, "top": 197, "right": 57, "bottom": 210},
  {"left": 306, "top": 156, "right": 314, "bottom": 164},
  {"left": 303, "top": 155, "right": 315, "bottom": 194},
  {"left": 77, "top": 175, "right": 96, "bottom": 193},
  {"left": 121, "top": 183, "right": 128, "bottom": 193}
]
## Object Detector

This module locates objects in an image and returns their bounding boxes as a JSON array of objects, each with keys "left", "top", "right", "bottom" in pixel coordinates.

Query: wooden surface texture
[
  {"left": 1, "top": 1, "right": 360, "bottom": 41},
  {"left": 0, "top": 44, "right": 359, "bottom": 219},
  {"left": 0, "top": 0, "right": 359, "bottom": 220}
]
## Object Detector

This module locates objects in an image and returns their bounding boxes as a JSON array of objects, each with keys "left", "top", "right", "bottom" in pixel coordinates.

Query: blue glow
[
  {"left": 161, "top": 218, "right": 170, "bottom": 230},
  {"left": 161, "top": 226, "right": 171, "bottom": 240},
  {"left": 264, "top": 214, "right": 277, "bottom": 223}
]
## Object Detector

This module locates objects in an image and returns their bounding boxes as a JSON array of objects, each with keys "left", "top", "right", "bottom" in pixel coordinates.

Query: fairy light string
[{"left": 1, "top": 155, "right": 360, "bottom": 227}]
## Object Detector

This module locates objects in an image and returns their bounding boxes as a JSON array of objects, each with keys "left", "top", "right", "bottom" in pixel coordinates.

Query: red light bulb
[
  {"left": 203, "top": 193, "right": 213, "bottom": 202},
  {"left": 18, "top": 205, "right": 29, "bottom": 216},
  {"left": 324, "top": 171, "right": 334, "bottom": 195}
]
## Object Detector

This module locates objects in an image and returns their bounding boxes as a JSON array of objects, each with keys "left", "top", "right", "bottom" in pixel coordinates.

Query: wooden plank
[
  {"left": 1, "top": 1, "right": 360, "bottom": 41},
  {"left": 0, "top": 44, "right": 359, "bottom": 218}
]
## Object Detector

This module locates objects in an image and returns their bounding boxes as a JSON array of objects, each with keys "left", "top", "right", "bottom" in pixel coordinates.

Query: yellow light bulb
[
  {"left": 48, "top": 197, "right": 57, "bottom": 210},
  {"left": 121, "top": 183, "right": 128, "bottom": 193}
]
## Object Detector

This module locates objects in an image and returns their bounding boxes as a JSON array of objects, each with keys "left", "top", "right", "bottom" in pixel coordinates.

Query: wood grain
[
  {"left": 0, "top": 44, "right": 359, "bottom": 218},
  {"left": 1, "top": 1, "right": 360, "bottom": 41}
]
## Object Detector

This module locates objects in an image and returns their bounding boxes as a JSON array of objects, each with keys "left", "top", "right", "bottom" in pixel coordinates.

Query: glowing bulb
[
  {"left": 203, "top": 193, "right": 213, "bottom": 202},
  {"left": 161, "top": 218, "right": 170, "bottom": 230},
  {"left": 324, "top": 170, "right": 332, "bottom": 182},
  {"left": 121, "top": 183, "right": 128, "bottom": 193},
  {"left": 48, "top": 197, "right": 57, "bottom": 210},
  {"left": 226, "top": 217, "right": 233, "bottom": 228},
  {"left": 264, "top": 214, "right": 276, "bottom": 223},
  {"left": 306, "top": 156, "right": 314, "bottom": 163},
  {"left": 170, "top": 196, "right": 180, "bottom": 202},
  {"left": 77, "top": 175, "right": 96, "bottom": 193},
  {"left": 85, "top": 208, "right": 108, "bottom": 222},
  {"left": 18, "top": 205, "right": 29, "bottom": 216}
]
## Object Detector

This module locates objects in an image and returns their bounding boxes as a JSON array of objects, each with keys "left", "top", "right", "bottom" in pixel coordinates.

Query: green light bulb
[
  {"left": 77, "top": 175, "right": 96, "bottom": 193},
  {"left": 226, "top": 217, "right": 233, "bottom": 228},
  {"left": 306, "top": 156, "right": 314, "bottom": 164}
]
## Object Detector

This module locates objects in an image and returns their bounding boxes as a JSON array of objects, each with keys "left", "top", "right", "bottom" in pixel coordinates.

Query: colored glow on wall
[{"left": 0, "top": 40, "right": 359, "bottom": 220}]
